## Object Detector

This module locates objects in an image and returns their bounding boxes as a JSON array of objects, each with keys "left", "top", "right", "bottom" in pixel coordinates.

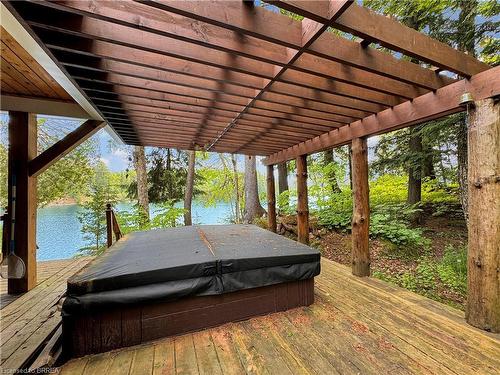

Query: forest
[{"left": 0, "top": 0, "right": 498, "bottom": 311}]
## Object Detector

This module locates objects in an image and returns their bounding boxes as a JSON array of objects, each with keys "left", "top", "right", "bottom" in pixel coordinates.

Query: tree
[
  {"left": 78, "top": 162, "right": 119, "bottom": 255},
  {"left": 197, "top": 154, "right": 243, "bottom": 223},
  {"left": 448, "top": 0, "right": 499, "bottom": 223},
  {"left": 132, "top": 146, "right": 150, "bottom": 225},
  {"left": 147, "top": 148, "right": 188, "bottom": 203},
  {"left": 243, "top": 155, "right": 266, "bottom": 223},
  {"left": 184, "top": 150, "right": 196, "bottom": 226},
  {"left": 1, "top": 117, "right": 96, "bottom": 207},
  {"left": 323, "top": 149, "right": 342, "bottom": 194},
  {"left": 277, "top": 162, "right": 289, "bottom": 194},
  {"left": 231, "top": 154, "right": 241, "bottom": 223}
]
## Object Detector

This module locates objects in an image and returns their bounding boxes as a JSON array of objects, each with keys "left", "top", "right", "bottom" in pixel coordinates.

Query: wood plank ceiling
[
  {"left": 4, "top": 0, "right": 491, "bottom": 155},
  {"left": 0, "top": 26, "right": 71, "bottom": 101}
]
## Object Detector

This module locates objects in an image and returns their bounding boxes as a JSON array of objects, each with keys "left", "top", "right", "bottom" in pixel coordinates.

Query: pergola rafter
[{"left": 6, "top": 0, "right": 469, "bottom": 151}]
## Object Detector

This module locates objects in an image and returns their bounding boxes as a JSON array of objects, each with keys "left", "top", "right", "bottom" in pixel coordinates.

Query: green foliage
[
  {"left": 277, "top": 191, "right": 296, "bottom": 216},
  {"left": 197, "top": 154, "right": 246, "bottom": 223},
  {"left": 370, "top": 206, "right": 430, "bottom": 248},
  {"left": 1, "top": 118, "right": 97, "bottom": 207},
  {"left": 315, "top": 189, "right": 352, "bottom": 230},
  {"left": 436, "top": 244, "right": 468, "bottom": 294},
  {"left": 146, "top": 148, "right": 203, "bottom": 203},
  {"left": 77, "top": 162, "right": 120, "bottom": 256},
  {"left": 315, "top": 175, "right": 460, "bottom": 248},
  {"left": 373, "top": 244, "right": 468, "bottom": 307},
  {"left": 117, "top": 202, "right": 185, "bottom": 234}
]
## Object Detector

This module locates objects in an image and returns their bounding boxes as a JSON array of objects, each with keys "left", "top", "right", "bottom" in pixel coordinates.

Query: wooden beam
[
  {"left": 351, "top": 138, "right": 370, "bottom": 277},
  {"left": 29, "top": 120, "right": 105, "bottom": 177},
  {"left": 296, "top": 154, "right": 309, "bottom": 244},
  {"left": 266, "top": 165, "right": 277, "bottom": 233},
  {"left": 466, "top": 98, "right": 500, "bottom": 333},
  {"left": 262, "top": 66, "right": 500, "bottom": 165},
  {"left": 7, "top": 112, "right": 37, "bottom": 293},
  {"left": 267, "top": 1, "right": 489, "bottom": 77},
  {"left": 0, "top": 95, "right": 88, "bottom": 118}
]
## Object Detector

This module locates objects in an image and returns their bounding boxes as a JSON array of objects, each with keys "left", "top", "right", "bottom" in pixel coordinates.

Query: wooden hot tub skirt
[{"left": 62, "top": 278, "right": 314, "bottom": 358}]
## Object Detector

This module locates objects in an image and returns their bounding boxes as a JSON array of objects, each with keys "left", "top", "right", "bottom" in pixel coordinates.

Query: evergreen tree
[{"left": 78, "top": 162, "right": 119, "bottom": 255}]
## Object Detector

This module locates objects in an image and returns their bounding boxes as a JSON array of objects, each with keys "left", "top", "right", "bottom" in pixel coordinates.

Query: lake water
[{"left": 35, "top": 201, "right": 233, "bottom": 260}]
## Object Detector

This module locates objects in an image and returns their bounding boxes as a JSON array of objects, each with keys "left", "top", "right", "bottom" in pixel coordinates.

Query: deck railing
[{"left": 106, "top": 203, "right": 122, "bottom": 248}]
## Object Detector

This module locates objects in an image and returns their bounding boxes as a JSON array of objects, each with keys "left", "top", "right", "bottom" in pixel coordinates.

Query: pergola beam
[
  {"left": 263, "top": 66, "right": 500, "bottom": 165},
  {"left": 29, "top": 120, "right": 105, "bottom": 177},
  {"left": 267, "top": 1, "right": 489, "bottom": 77}
]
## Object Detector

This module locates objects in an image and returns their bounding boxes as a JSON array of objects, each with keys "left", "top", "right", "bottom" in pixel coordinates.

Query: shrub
[{"left": 436, "top": 244, "right": 467, "bottom": 294}]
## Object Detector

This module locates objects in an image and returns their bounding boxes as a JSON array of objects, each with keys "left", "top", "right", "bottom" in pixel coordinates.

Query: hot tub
[{"left": 62, "top": 224, "right": 320, "bottom": 357}]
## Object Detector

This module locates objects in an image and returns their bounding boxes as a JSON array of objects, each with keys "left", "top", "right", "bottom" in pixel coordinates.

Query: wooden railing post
[
  {"left": 296, "top": 155, "right": 309, "bottom": 245},
  {"left": 266, "top": 164, "right": 277, "bottom": 233},
  {"left": 466, "top": 98, "right": 500, "bottom": 333},
  {"left": 106, "top": 203, "right": 113, "bottom": 248},
  {"left": 351, "top": 137, "right": 370, "bottom": 276}
]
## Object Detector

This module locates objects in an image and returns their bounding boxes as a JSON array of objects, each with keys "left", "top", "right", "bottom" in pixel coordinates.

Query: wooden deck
[
  {"left": 59, "top": 258, "right": 500, "bottom": 375},
  {"left": 0, "top": 257, "right": 92, "bottom": 370}
]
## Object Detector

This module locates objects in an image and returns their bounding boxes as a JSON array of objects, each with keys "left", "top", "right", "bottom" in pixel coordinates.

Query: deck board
[
  {"left": 0, "top": 257, "right": 92, "bottom": 371},
  {"left": 58, "top": 258, "right": 500, "bottom": 375}
]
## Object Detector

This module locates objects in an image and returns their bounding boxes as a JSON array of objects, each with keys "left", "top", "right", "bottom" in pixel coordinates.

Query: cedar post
[
  {"left": 266, "top": 164, "right": 277, "bottom": 233},
  {"left": 351, "top": 137, "right": 370, "bottom": 276},
  {"left": 296, "top": 154, "right": 309, "bottom": 245},
  {"left": 7, "top": 112, "right": 37, "bottom": 293},
  {"left": 466, "top": 98, "right": 500, "bottom": 333}
]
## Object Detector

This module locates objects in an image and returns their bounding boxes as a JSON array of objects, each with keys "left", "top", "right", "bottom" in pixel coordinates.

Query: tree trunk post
[
  {"left": 133, "top": 146, "right": 150, "bottom": 225},
  {"left": 243, "top": 155, "right": 266, "bottom": 223},
  {"left": 466, "top": 98, "right": 500, "bottom": 333},
  {"left": 351, "top": 137, "right": 370, "bottom": 277},
  {"left": 231, "top": 154, "right": 240, "bottom": 223},
  {"left": 7, "top": 112, "right": 37, "bottom": 293},
  {"left": 296, "top": 155, "right": 309, "bottom": 245},
  {"left": 266, "top": 164, "right": 277, "bottom": 233},
  {"left": 184, "top": 150, "right": 196, "bottom": 226}
]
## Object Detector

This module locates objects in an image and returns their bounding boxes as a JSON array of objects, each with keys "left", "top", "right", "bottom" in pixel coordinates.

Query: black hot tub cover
[{"left": 63, "top": 224, "right": 320, "bottom": 315}]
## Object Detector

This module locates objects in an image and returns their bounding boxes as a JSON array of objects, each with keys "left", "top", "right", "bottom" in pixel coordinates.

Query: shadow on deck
[{"left": 58, "top": 258, "right": 499, "bottom": 375}]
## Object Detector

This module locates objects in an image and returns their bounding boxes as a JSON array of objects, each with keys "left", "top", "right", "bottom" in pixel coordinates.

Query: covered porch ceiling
[{"left": 2, "top": 0, "right": 498, "bottom": 159}]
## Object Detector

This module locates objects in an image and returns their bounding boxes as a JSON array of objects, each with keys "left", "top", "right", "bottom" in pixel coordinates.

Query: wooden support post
[
  {"left": 466, "top": 98, "right": 500, "bottom": 333},
  {"left": 296, "top": 154, "right": 309, "bottom": 245},
  {"left": 266, "top": 164, "right": 277, "bottom": 233},
  {"left": 7, "top": 112, "right": 37, "bottom": 293},
  {"left": 351, "top": 137, "right": 370, "bottom": 276}
]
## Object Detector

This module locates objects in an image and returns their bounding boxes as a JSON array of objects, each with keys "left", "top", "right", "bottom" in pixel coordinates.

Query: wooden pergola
[{"left": 1, "top": 1, "right": 498, "bottom": 332}]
